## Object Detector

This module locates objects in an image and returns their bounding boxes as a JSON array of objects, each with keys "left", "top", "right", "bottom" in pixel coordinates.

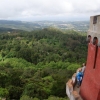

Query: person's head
[
  {"left": 77, "top": 68, "right": 82, "bottom": 72},
  {"left": 82, "top": 63, "right": 86, "bottom": 66},
  {"left": 79, "top": 68, "right": 82, "bottom": 72}
]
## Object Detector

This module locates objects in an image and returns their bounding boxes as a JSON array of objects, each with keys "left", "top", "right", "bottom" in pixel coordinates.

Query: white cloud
[
  {"left": 70, "top": 0, "right": 100, "bottom": 13},
  {"left": 0, "top": 0, "right": 100, "bottom": 21}
]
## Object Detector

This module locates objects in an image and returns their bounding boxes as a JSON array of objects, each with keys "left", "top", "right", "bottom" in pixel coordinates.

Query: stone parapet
[{"left": 66, "top": 68, "right": 83, "bottom": 100}]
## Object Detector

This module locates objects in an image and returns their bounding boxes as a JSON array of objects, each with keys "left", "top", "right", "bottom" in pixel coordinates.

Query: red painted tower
[
  {"left": 66, "top": 15, "right": 100, "bottom": 100},
  {"left": 80, "top": 15, "right": 100, "bottom": 100}
]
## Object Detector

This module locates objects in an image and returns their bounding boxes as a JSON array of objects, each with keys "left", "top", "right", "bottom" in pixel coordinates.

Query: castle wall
[{"left": 80, "top": 43, "right": 100, "bottom": 100}]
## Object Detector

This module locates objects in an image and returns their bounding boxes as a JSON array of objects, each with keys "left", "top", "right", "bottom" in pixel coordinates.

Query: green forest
[{"left": 0, "top": 28, "right": 87, "bottom": 100}]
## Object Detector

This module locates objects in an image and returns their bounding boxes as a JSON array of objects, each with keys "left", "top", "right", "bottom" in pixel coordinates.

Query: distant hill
[{"left": 0, "top": 20, "right": 89, "bottom": 31}]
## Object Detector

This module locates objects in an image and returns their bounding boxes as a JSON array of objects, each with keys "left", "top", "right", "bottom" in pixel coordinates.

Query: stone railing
[{"left": 66, "top": 68, "right": 82, "bottom": 100}]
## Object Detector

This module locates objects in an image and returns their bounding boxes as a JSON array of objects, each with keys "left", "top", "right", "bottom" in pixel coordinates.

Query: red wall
[
  {"left": 97, "top": 91, "right": 100, "bottom": 100},
  {"left": 80, "top": 43, "right": 100, "bottom": 100}
]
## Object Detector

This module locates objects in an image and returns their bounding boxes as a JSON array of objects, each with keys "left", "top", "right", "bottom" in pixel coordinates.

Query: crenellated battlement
[{"left": 87, "top": 15, "right": 100, "bottom": 46}]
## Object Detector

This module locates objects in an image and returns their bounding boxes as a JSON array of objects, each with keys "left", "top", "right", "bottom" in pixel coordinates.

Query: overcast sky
[{"left": 0, "top": 0, "right": 100, "bottom": 21}]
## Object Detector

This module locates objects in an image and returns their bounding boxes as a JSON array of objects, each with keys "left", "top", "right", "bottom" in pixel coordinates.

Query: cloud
[
  {"left": 0, "top": 0, "right": 100, "bottom": 21},
  {"left": 70, "top": 0, "right": 100, "bottom": 13}
]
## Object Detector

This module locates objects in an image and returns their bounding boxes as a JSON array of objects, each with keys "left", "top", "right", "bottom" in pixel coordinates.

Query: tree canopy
[{"left": 0, "top": 28, "right": 87, "bottom": 100}]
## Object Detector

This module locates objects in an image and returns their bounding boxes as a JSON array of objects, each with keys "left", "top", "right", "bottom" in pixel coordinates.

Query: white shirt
[{"left": 82, "top": 66, "right": 86, "bottom": 73}]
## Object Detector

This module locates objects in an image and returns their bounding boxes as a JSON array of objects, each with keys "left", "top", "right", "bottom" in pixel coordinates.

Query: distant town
[{"left": 0, "top": 20, "right": 89, "bottom": 32}]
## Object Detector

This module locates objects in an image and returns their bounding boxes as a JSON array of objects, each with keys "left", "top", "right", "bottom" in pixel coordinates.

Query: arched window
[
  {"left": 93, "top": 37, "right": 98, "bottom": 45},
  {"left": 87, "top": 35, "right": 91, "bottom": 43},
  {"left": 93, "top": 16, "right": 97, "bottom": 24}
]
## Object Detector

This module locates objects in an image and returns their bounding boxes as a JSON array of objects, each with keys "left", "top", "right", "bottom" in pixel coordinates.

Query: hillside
[
  {"left": 0, "top": 28, "right": 87, "bottom": 100},
  {"left": 0, "top": 20, "right": 89, "bottom": 32}
]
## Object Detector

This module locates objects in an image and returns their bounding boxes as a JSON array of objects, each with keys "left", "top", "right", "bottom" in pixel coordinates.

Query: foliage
[
  {"left": 0, "top": 88, "right": 9, "bottom": 98},
  {"left": 0, "top": 28, "right": 87, "bottom": 99},
  {"left": 67, "top": 63, "right": 80, "bottom": 73},
  {"left": 47, "top": 96, "right": 69, "bottom": 100},
  {"left": 20, "top": 95, "right": 35, "bottom": 100}
]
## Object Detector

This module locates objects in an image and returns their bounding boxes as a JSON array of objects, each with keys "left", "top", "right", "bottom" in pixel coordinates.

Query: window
[
  {"left": 87, "top": 35, "right": 91, "bottom": 43},
  {"left": 93, "top": 37, "right": 98, "bottom": 45},
  {"left": 93, "top": 16, "right": 97, "bottom": 24}
]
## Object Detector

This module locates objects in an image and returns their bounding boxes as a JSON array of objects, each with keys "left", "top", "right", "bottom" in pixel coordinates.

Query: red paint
[
  {"left": 80, "top": 43, "right": 100, "bottom": 100},
  {"left": 97, "top": 91, "right": 100, "bottom": 100}
]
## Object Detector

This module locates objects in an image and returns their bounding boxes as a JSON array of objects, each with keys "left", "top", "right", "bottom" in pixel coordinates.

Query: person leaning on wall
[
  {"left": 81, "top": 63, "right": 86, "bottom": 74},
  {"left": 76, "top": 68, "right": 83, "bottom": 88}
]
